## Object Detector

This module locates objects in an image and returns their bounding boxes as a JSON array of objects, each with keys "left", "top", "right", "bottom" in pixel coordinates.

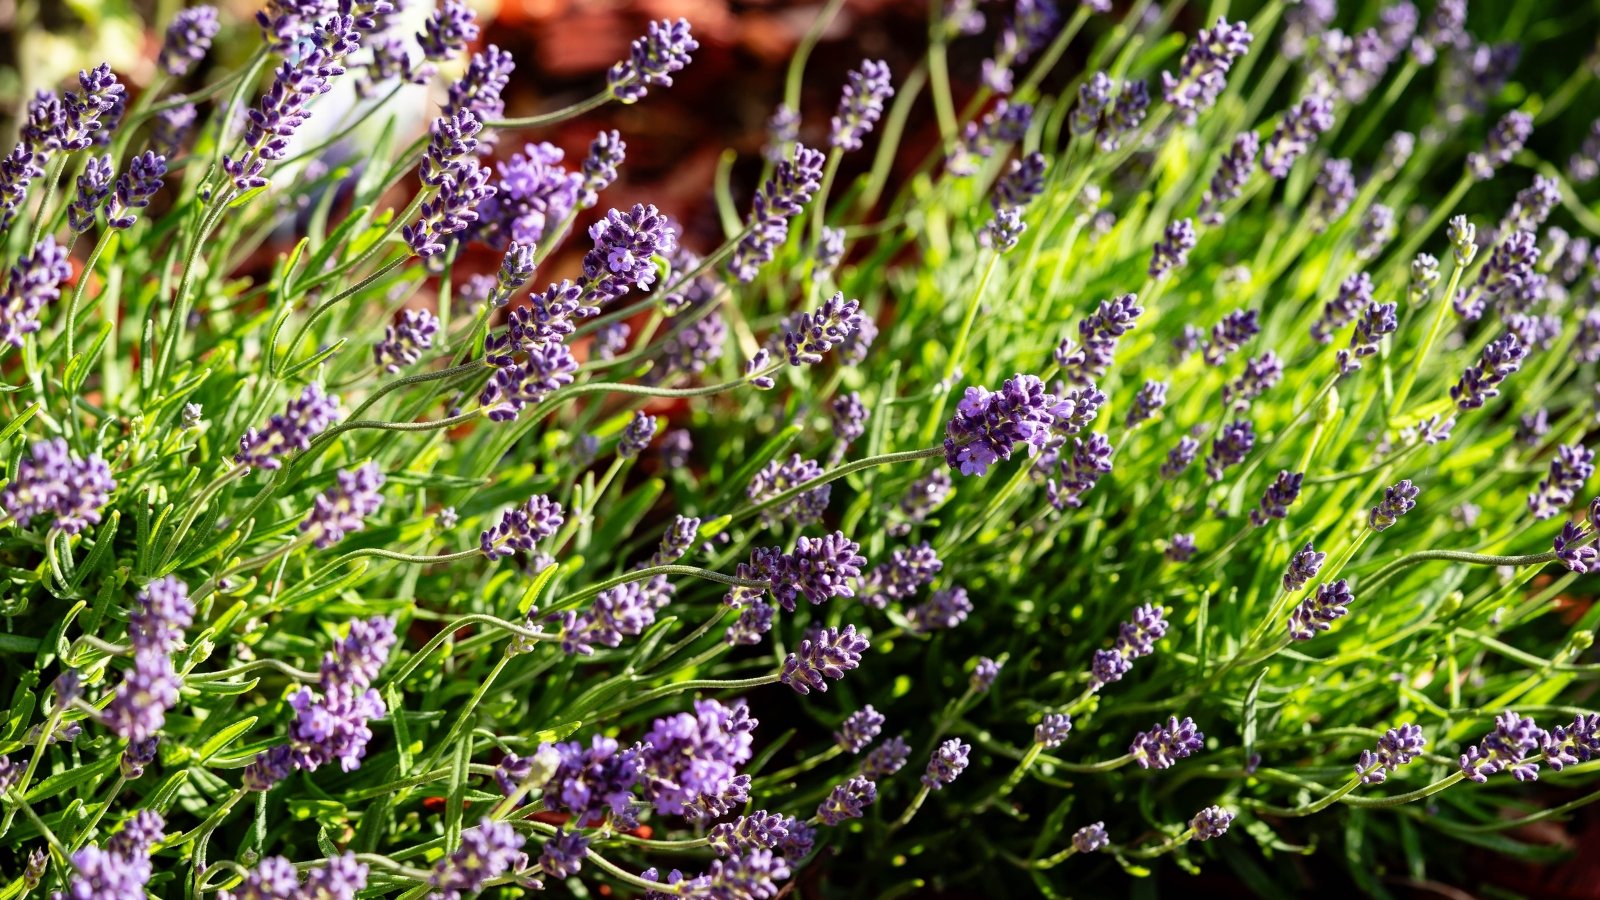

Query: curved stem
[
  {"left": 487, "top": 90, "right": 615, "bottom": 130},
  {"left": 548, "top": 564, "right": 769, "bottom": 613}
]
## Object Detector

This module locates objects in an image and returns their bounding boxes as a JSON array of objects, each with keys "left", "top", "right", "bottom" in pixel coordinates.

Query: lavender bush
[{"left": 2, "top": 0, "right": 1600, "bottom": 896}]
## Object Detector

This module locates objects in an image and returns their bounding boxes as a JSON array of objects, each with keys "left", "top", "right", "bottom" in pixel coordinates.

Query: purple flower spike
[
  {"left": 106, "top": 151, "right": 166, "bottom": 229},
  {"left": 427, "top": 818, "right": 527, "bottom": 896},
  {"left": 1288, "top": 579, "right": 1354, "bottom": 640},
  {"left": 1282, "top": 542, "right": 1326, "bottom": 592},
  {"left": 419, "top": 0, "right": 478, "bottom": 62},
  {"left": 861, "top": 736, "right": 912, "bottom": 778},
  {"left": 1161, "top": 436, "right": 1200, "bottom": 480},
  {"left": 1310, "top": 158, "right": 1356, "bottom": 232},
  {"left": 1, "top": 437, "right": 116, "bottom": 534},
  {"left": 1200, "top": 131, "right": 1259, "bottom": 225},
  {"left": 446, "top": 45, "right": 515, "bottom": 124},
  {"left": 1149, "top": 218, "right": 1196, "bottom": 278},
  {"left": 1460, "top": 711, "right": 1548, "bottom": 783},
  {"left": 859, "top": 542, "right": 942, "bottom": 609},
  {"left": 831, "top": 59, "right": 894, "bottom": 151},
  {"left": 160, "top": 6, "right": 220, "bottom": 77},
  {"left": 1190, "top": 806, "right": 1234, "bottom": 841},
  {"left": 1452, "top": 333, "right": 1525, "bottom": 410},
  {"left": 730, "top": 144, "right": 825, "bottom": 282},
  {"left": 1035, "top": 713, "right": 1072, "bottom": 749},
  {"left": 68, "top": 153, "right": 114, "bottom": 233},
  {"left": 1126, "top": 380, "right": 1168, "bottom": 428},
  {"left": 538, "top": 828, "right": 587, "bottom": 878},
  {"left": 992, "top": 152, "right": 1047, "bottom": 211},
  {"left": 836, "top": 705, "right": 886, "bottom": 753},
  {"left": 1261, "top": 95, "right": 1335, "bottom": 178},
  {"left": 608, "top": 18, "right": 698, "bottom": 103},
  {"left": 1312, "top": 272, "right": 1373, "bottom": 344},
  {"left": 1072, "top": 822, "right": 1109, "bottom": 853},
  {"left": 583, "top": 203, "right": 676, "bottom": 302},
  {"left": 1129, "top": 716, "right": 1204, "bottom": 769},
  {"left": 817, "top": 776, "right": 877, "bottom": 824},
  {"left": 540, "top": 735, "right": 645, "bottom": 825},
  {"left": 1357, "top": 723, "right": 1426, "bottom": 784},
  {"left": 1542, "top": 714, "right": 1600, "bottom": 772},
  {"left": 784, "top": 292, "right": 865, "bottom": 365},
  {"left": 1338, "top": 302, "right": 1398, "bottom": 374},
  {"left": 1554, "top": 521, "right": 1596, "bottom": 573},
  {"left": 235, "top": 384, "right": 341, "bottom": 471},
  {"left": 944, "top": 374, "right": 1058, "bottom": 476},
  {"left": 781, "top": 625, "right": 869, "bottom": 694},
  {"left": 1161, "top": 17, "right": 1254, "bottom": 124},
  {"left": 747, "top": 454, "right": 829, "bottom": 528},
  {"left": 1202, "top": 308, "right": 1260, "bottom": 365},
  {"left": 374, "top": 308, "right": 440, "bottom": 372},
  {"left": 1205, "top": 420, "right": 1255, "bottom": 481},
  {"left": 1529, "top": 445, "right": 1595, "bottom": 521},
  {"left": 981, "top": 205, "right": 1028, "bottom": 251},
  {"left": 480, "top": 494, "right": 565, "bottom": 560},
  {"left": 709, "top": 811, "right": 796, "bottom": 857},
  {"left": 1166, "top": 533, "right": 1197, "bottom": 562},
  {"left": 972, "top": 657, "right": 1002, "bottom": 692},
  {"left": 907, "top": 586, "right": 973, "bottom": 633},
  {"left": 1468, "top": 110, "right": 1532, "bottom": 180},
  {"left": 300, "top": 462, "right": 385, "bottom": 548},
  {"left": 581, "top": 129, "right": 626, "bottom": 205},
  {"left": 1089, "top": 603, "right": 1168, "bottom": 690},
  {"left": 921, "top": 738, "right": 970, "bottom": 789},
  {"left": 1249, "top": 470, "right": 1304, "bottom": 527},
  {"left": 1369, "top": 479, "right": 1420, "bottom": 532}
]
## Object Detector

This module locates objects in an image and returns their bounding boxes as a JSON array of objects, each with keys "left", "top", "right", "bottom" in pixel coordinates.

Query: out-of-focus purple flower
[
  {"left": 944, "top": 374, "right": 1058, "bottom": 476},
  {"left": 1310, "top": 158, "right": 1356, "bottom": 232},
  {"left": 1410, "top": 253, "right": 1442, "bottom": 304},
  {"left": 1312, "top": 28, "right": 1391, "bottom": 103},
  {"left": 1043, "top": 433, "right": 1113, "bottom": 510},
  {"left": 725, "top": 601, "right": 775, "bottom": 647},
  {"left": 1288, "top": 579, "right": 1354, "bottom": 640},
  {"left": 836, "top": 706, "right": 886, "bottom": 753},
  {"left": 1452, "top": 333, "right": 1526, "bottom": 410},
  {"left": 1503, "top": 175, "right": 1560, "bottom": 234},
  {"left": 1035, "top": 713, "right": 1072, "bottom": 749},
  {"left": 764, "top": 104, "right": 800, "bottom": 162},
  {"left": 1097, "top": 79, "right": 1150, "bottom": 152},
  {"left": 222, "top": 853, "right": 369, "bottom": 900},
  {"left": 816, "top": 226, "right": 847, "bottom": 277},
  {"left": 1456, "top": 230, "right": 1538, "bottom": 321},
  {"left": 1072, "top": 822, "right": 1110, "bottom": 853},
  {"left": 830, "top": 391, "right": 869, "bottom": 459},
  {"left": 1160, "top": 435, "right": 1200, "bottom": 480},
  {"left": 128, "top": 576, "right": 192, "bottom": 655},
  {"left": 478, "top": 142, "right": 581, "bottom": 248},
  {"left": 1570, "top": 119, "right": 1600, "bottom": 184},
  {"left": 831, "top": 59, "right": 894, "bottom": 151},
  {"left": 747, "top": 453, "right": 829, "bottom": 528},
  {"left": 907, "top": 586, "right": 973, "bottom": 633},
  {"left": 1161, "top": 17, "right": 1253, "bottom": 124},
  {"left": 236, "top": 384, "right": 340, "bottom": 471},
  {"left": 891, "top": 468, "right": 952, "bottom": 535},
  {"left": 972, "top": 657, "right": 1002, "bottom": 692},
  {"left": 949, "top": 100, "right": 1034, "bottom": 175},
  {"left": 60, "top": 811, "right": 163, "bottom": 898},
  {"left": 1223, "top": 352, "right": 1283, "bottom": 411},
  {"left": 1190, "top": 806, "right": 1234, "bottom": 841},
  {"left": 782, "top": 625, "right": 869, "bottom": 694},
  {"left": 1, "top": 437, "right": 116, "bottom": 534},
  {"left": 1339, "top": 302, "right": 1399, "bottom": 374},
  {"left": 1358, "top": 723, "right": 1426, "bottom": 784},
  {"left": 539, "top": 735, "right": 645, "bottom": 826},
  {"left": 1555, "top": 521, "right": 1596, "bottom": 573},
  {"left": 708, "top": 811, "right": 795, "bottom": 857},
  {"left": 1312, "top": 272, "right": 1374, "bottom": 344},
  {"left": 1200, "top": 131, "right": 1259, "bottom": 225},
  {"left": 1530, "top": 445, "right": 1595, "bottom": 521},
  {"left": 1468, "top": 111, "right": 1532, "bottom": 180},
  {"left": 374, "top": 308, "right": 439, "bottom": 372},
  {"left": 1249, "top": 470, "right": 1303, "bottom": 527},
  {"left": 861, "top": 736, "right": 912, "bottom": 779},
  {"left": 730, "top": 145, "right": 825, "bottom": 282},
  {"left": 0, "top": 143, "right": 44, "bottom": 231},
  {"left": 428, "top": 818, "right": 528, "bottom": 897},
  {"left": 992, "top": 152, "right": 1047, "bottom": 211},
  {"left": 639, "top": 699, "right": 756, "bottom": 818},
  {"left": 817, "top": 776, "right": 877, "bottom": 824},
  {"left": 480, "top": 494, "right": 565, "bottom": 560},
  {"left": 444, "top": 44, "right": 515, "bottom": 130},
  {"left": 1411, "top": 0, "right": 1465, "bottom": 64},
  {"left": 1261, "top": 95, "right": 1334, "bottom": 178},
  {"left": 921, "top": 738, "right": 970, "bottom": 789},
  {"left": 1129, "top": 716, "right": 1204, "bottom": 769},
  {"left": 160, "top": 6, "right": 220, "bottom": 77},
  {"left": 1089, "top": 603, "right": 1168, "bottom": 690},
  {"left": 1166, "top": 533, "right": 1197, "bottom": 562},
  {"left": 981, "top": 205, "right": 1028, "bottom": 251},
  {"left": 608, "top": 18, "right": 698, "bottom": 103},
  {"left": 617, "top": 411, "right": 657, "bottom": 459},
  {"left": 1205, "top": 420, "right": 1255, "bottom": 481},
  {"left": 300, "top": 462, "right": 385, "bottom": 548},
  {"left": 859, "top": 542, "right": 941, "bottom": 609},
  {"left": 1125, "top": 380, "right": 1168, "bottom": 428},
  {"left": 1203, "top": 308, "right": 1260, "bottom": 365},
  {"left": 1149, "top": 218, "right": 1196, "bottom": 278},
  {"left": 1283, "top": 542, "right": 1326, "bottom": 592},
  {"left": 659, "top": 429, "right": 692, "bottom": 469},
  {"left": 1460, "top": 711, "right": 1548, "bottom": 783}
]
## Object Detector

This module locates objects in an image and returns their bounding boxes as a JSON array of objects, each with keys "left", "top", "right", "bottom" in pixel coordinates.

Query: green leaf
[{"left": 195, "top": 716, "right": 260, "bottom": 763}]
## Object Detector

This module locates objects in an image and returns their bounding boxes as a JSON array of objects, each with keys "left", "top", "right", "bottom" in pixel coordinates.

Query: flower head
[
  {"left": 1288, "top": 579, "right": 1354, "bottom": 640},
  {"left": 1, "top": 437, "right": 115, "bottom": 534},
  {"left": 1357, "top": 723, "right": 1426, "bottom": 784},
  {"left": 1190, "top": 806, "right": 1234, "bottom": 841},
  {"left": 1129, "top": 716, "right": 1204, "bottom": 769},
  {"left": 236, "top": 384, "right": 341, "bottom": 470},
  {"left": 1370, "top": 479, "right": 1420, "bottom": 531},
  {"left": 921, "top": 738, "right": 970, "bottom": 788},
  {"left": 817, "top": 776, "right": 878, "bottom": 824},
  {"left": 609, "top": 19, "right": 698, "bottom": 103},
  {"left": 831, "top": 59, "right": 894, "bottom": 151},
  {"left": 782, "top": 625, "right": 870, "bottom": 694}
]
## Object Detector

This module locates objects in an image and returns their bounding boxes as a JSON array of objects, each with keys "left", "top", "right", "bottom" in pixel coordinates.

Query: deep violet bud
[
  {"left": 1261, "top": 95, "right": 1335, "bottom": 178},
  {"left": 160, "top": 6, "right": 220, "bottom": 77},
  {"left": 1190, "top": 806, "right": 1234, "bottom": 841},
  {"left": 480, "top": 494, "right": 565, "bottom": 559},
  {"left": 1338, "top": 302, "right": 1398, "bottom": 374},
  {"left": 618, "top": 412, "right": 657, "bottom": 459},
  {"left": 861, "top": 736, "right": 912, "bottom": 778},
  {"left": 1555, "top": 522, "right": 1596, "bottom": 573},
  {"left": 236, "top": 384, "right": 340, "bottom": 470},
  {"left": 583, "top": 204, "right": 677, "bottom": 301},
  {"left": 129, "top": 575, "right": 194, "bottom": 654},
  {"left": 1358, "top": 723, "right": 1426, "bottom": 784},
  {"left": 921, "top": 738, "right": 971, "bottom": 788},
  {"left": 829, "top": 392, "right": 869, "bottom": 460},
  {"left": 300, "top": 462, "right": 385, "bottom": 548},
  {"left": 1161, "top": 17, "right": 1254, "bottom": 124},
  {"left": 476, "top": 343, "right": 578, "bottom": 420},
  {"left": 608, "top": 18, "right": 698, "bottom": 103},
  {"left": 404, "top": 158, "right": 494, "bottom": 257},
  {"left": 1072, "top": 823, "right": 1110, "bottom": 853},
  {"left": 0, "top": 143, "right": 43, "bottom": 232},
  {"left": 1460, "top": 711, "right": 1548, "bottom": 783},
  {"left": 944, "top": 374, "right": 1058, "bottom": 476},
  {"left": 1452, "top": 333, "right": 1526, "bottom": 411},
  {"left": 106, "top": 151, "right": 166, "bottom": 229},
  {"left": 1098, "top": 79, "right": 1150, "bottom": 152},
  {"left": 1283, "top": 542, "right": 1326, "bottom": 592},
  {"left": 1129, "top": 716, "right": 1204, "bottom": 769},
  {"left": 1089, "top": 603, "right": 1168, "bottom": 689},
  {"left": 541, "top": 735, "right": 646, "bottom": 825},
  {"left": 837, "top": 706, "right": 886, "bottom": 753},
  {"left": 1149, "top": 218, "right": 1196, "bottom": 278},
  {"left": 60, "top": 812, "right": 164, "bottom": 898},
  {"left": 1222, "top": 352, "right": 1282, "bottom": 411},
  {"left": 1529, "top": 445, "right": 1595, "bottom": 521},
  {"left": 374, "top": 308, "right": 439, "bottom": 372},
  {"left": 730, "top": 145, "right": 825, "bottom": 282},
  {"left": 419, "top": 0, "right": 478, "bottom": 62},
  {"left": 817, "top": 776, "right": 878, "bottom": 824},
  {"left": 1, "top": 437, "right": 116, "bottom": 534},
  {"left": 1542, "top": 713, "right": 1600, "bottom": 772},
  {"left": 1249, "top": 470, "right": 1304, "bottom": 527},
  {"left": 782, "top": 625, "right": 869, "bottom": 694},
  {"left": 446, "top": 45, "right": 515, "bottom": 125},
  {"left": 1468, "top": 111, "right": 1532, "bottom": 180},
  {"left": 1035, "top": 713, "right": 1073, "bottom": 748},
  {"left": 1126, "top": 380, "right": 1168, "bottom": 428},
  {"left": 68, "top": 154, "right": 114, "bottom": 233},
  {"left": 725, "top": 601, "right": 776, "bottom": 646},
  {"left": 1166, "top": 533, "right": 1197, "bottom": 562},
  {"left": 1199, "top": 131, "right": 1259, "bottom": 225},
  {"left": 1205, "top": 420, "right": 1255, "bottom": 481},
  {"left": 785, "top": 292, "right": 865, "bottom": 366},
  {"left": 972, "top": 656, "right": 1002, "bottom": 692},
  {"left": 949, "top": 100, "right": 1034, "bottom": 175},
  {"left": 580, "top": 129, "right": 626, "bottom": 205},
  {"left": 981, "top": 205, "right": 1028, "bottom": 252},
  {"left": 1503, "top": 175, "right": 1560, "bottom": 234},
  {"left": 427, "top": 818, "right": 527, "bottom": 896},
  {"left": 1160, "top": 435, "right": 1200, "bottom": 479},
  {"left": 906, "top": 586, "right": 973, "bottom": 633},
  {"left": 537, "top": 827, "right": 588, "bottom": 879},
  {"left": 709, "top": 811, "right": 795, "bottom": 857},
  {"left": 1043, "top": 433, "right": 1113, "bottom": 511},
  {"left": 1203, "top": 308, "right": 1260, "bottom": 366},
  {"left": 831, "top": 59, "right": 894, "bottom": 151},
  {"left": 1288, "top": 579, "right": 1354, "bottom": 640},
  {"left": 747, "top": 453, "right": 829, "bottom": 527},
  {"left": 651, "top": 515, "right": 700, "bottom": 567},
  {"left": 1312, "top": 272, "right": 1373, "bottom": 344}
]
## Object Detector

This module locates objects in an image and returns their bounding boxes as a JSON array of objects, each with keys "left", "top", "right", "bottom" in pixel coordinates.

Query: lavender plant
[{"left": 1, "top": 0, "right": 1600, "bottom": 897}]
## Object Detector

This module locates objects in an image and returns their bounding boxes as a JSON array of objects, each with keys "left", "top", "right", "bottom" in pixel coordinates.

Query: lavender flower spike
[
  {"left": 1249, "top": 470, "right": 1304, "bottom": 526},
  {"left": 1149, "top": 218, "right": 1196, "bottom": 278},
  {"left": 1, "top": 437, "right": 116, "bottom": 534},
  {"left": 1451, "top": 333, "right": 1526, "bottom": 410},
  {"left": 0, "top": 235, "right": 72, "bottom": 347},
  {"left": 1161, "top": 17, "right": 1254, "bottom": 124},
  {"left": 781, "top": 625, "right": 870, "bottom": 694},
  {"left": 1035, "top": 714, "right": 1072, "bottom": 749},
  {"left": 836, "top": 706, "right": 886, "bottom": 753},
  {"left": 1554, "top": 521, "right": 1597, "bottom": 573},
  {"left": 1129, "top": 716, "right": 1205, "bottom": 769},
  {"left": 784, "top": 292, "right": 865, "bottom": 365},
  {"left": 1288, "top": 579, "right": 1354, "bottom": 640},
  {"left": 1357, "top": 723, "right": 1426, "bottom": 784},
  {"left": 729, "top": 145, "right": 825, "bottom": 282},
  {"left": 831, "top": 60, "right": 894, "bottom": 152},
  {"left": 608, "top": 18, "right": 698, "bottom": 103},
  {"left": 160, "top": 6, "right": 221, "bottom": 77},
  {"left": 817, "top": 776, "right": 878, "bottom": 824},
  {"left": 944, "top": 374, "right": 1058, "bottom": 476},
  {"left": 1282, "top": 542, "right": 1326, "bottom": 592},
  {"left": 1261, "top": 95, "right": 1334, "bottom": 178},
  {"left": 300, "top": 462, "right": 386, "bottom": 548},
  {"left": 1468, "top": 110, "right": 1532, "bottom": 180},
  {"left": 235, "top": 384, "right": 341, "bottom": 471},
  {"left": 921, "top": 738, "right": 971, "bottom": 788},
  {"left": 1089, "top": 603, "right": 1168, "bottom": 689},
  {"left": 1190, "top": 806, "right": 1234, "bottom": 841}
]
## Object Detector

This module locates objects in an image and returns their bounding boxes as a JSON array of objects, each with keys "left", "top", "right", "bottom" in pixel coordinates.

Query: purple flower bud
[
  {"left": 859, "top": 542, "right": 941, "bottom": 609},
  {"left": 1190, "top": 806, "right": 1234, "bottom": 841},
  {"left": 608, "top": 18, "right": 698, "bottom": 103},
  {"left": 1129, "top": 716, "right": 1204, "bottom": 769},
  {"left": 1452, "top": 333, "right": 1526, "bottom": 409},
  {"left": 1282, "top": 542, "right": 1326, "bottom": 592},
  {"left": 1249, "top": 470, "right": 1304, "bottom": 527},
  {"left": 1468, "top": 110, "right": 1532, "bottom": 180},
  {"left": 1072, "top": 822, "right": 1110, "bottom": 853},
  {"left": 236, "top": 384, "right": 340, "bottom": 471},
  {"left": 300, "top": 462, "right": 385, "bottom": 548},
  {"left": 1125, "top": 380, "right": 1168, "bottom": 428},
  {"left": 445, "top": 43, "right": 515, "bottom": 127},
  {"left": 427, "top": 818, "right": 527, "bottom": 895},
  {"left": 907, "top": 586, "right": 973, "bottom": 633},
  {"left": 480, "top": 494, "right": 565, "bottom": 560},
  {"left": 1529, "top": 445, "right": 1594, "bottom": 521},
  {"left": 1460, "top": 711, "right": 1548, "bottom": 783},
  {"left": 725, "top": 600, "right": 776, "bottom": 646},
  {"left": 374, "top": 308, "right": 439, "bottom": 372},
  {"left": 1166, "top": 533, "right": 1197, "bottom": 562},
  {"left": 992, "top": 152, "right": 1047, "bottom": 211},
  {"left": 747, "top": 453, "right": 829, "bottom": 528},
  {"left": 981, "top": 204, "right": 1028, "bottom": 251},
  {"left": 1288, "top": 579, "right": 1353, "bottom": 640},
  {"left": 1357, "top": 723, "right": 1426, "bottom": 784},
  {"left": 831, "top": 59, "right": 894, "bottom": 151},
  {"left": 476, "top": 342, "right": 578, "bottom": 420},
  {"left": 1, "top": 437, "right": 116, "bottom": 534},
  {"left": 106, "top": 151, "right": 165, "bottom": 229},
  {"left": 1310, "top": 158, "right": 1356, "bottom": 232},
  {"left": 921, "top": 738, "right": 970, "bottom": 788},
  {"left": 1035, "top": 713, "right": 1072, "bottom": 748},
  {"left": 1089, "top": 603, "right": 1168, "bottom": 689},
  {"left": 618, "top": 411, "right": 657, "bottom": 459},
  {"left": 817, "top": 776, "right": 877, "bottom": 824},
  {"left": 782, "top": 625, "right": 869, "bottom": 694},
  {"left": 1261, "top": 95, "right": 1335, "bottom": 178},
  {"left": 160, "top": 6, "right": 220, "bottom": 77},
  {"left": 1223, "top": 352, "right": 1283, "bottom": 411},
  {"left": 1161, "top": 435, "right": 1201, "bottom": 480},
  {"left": 972, "top": 656, "right": 1002, "bottom": 692},
  {"left": 861, "top": 736, "right": 912, "bottom": 778},
  {"left": 730, "top": 144, "right": 825, "bottom": 282},
  {"left": 1555, "top": 521, "right": 1596, "bottom": 573},
  {"left": 419, "top": 0, "right": 478, "bottom": 62},
  {"left": 1149, "top": 218, "right": 1196, "bottom": 278},
  {"left": 784, "top": 291, "right": 865, "bottom": 366},
  {"left": 1161, "top": 17, "right": 1254, "bottom": 124},
  {"left": 581, "top": 203, "right": 675, "bottom": 302},
  {"left": 1205, "top": 420, "right": 1255, "bottom": 481},
  {"left": 1312, "top": 272, "right": 1373, "bottom": 344},
  {"left": 836, "top": 706, "right": 886, "bottom": 753},
  {"left": 1200, "top": 131, "right": 1259, "bottom": 225},
  {"left": 68, "top": 153, "right": 114, "bottom": 233},
  {"left": 581, "top": 129, "right": 626, "bottom": 205},
  {"left": 1338, "top": 302, "right": 1398, "bottom": 373},
  {"left": 944, "top": 374, "right": 1059, "bottom": 476}
]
